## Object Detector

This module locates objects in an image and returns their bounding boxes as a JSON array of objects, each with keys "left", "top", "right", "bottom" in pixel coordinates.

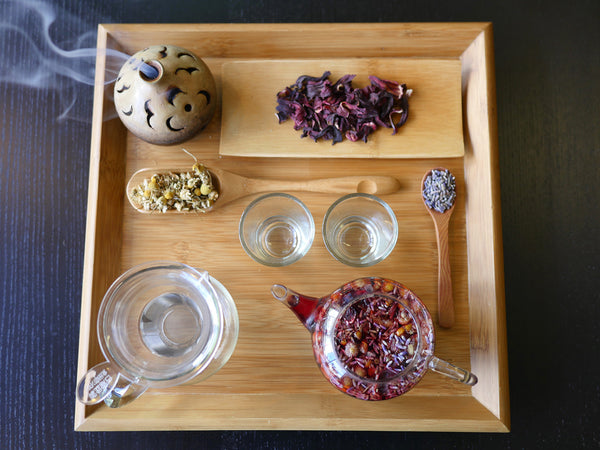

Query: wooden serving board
[
  {"left": 76, "top": 23, "right": 509, "bottom": 432},
  {"left": 220, "top": 58, "right": 464, "bottom": 158}
]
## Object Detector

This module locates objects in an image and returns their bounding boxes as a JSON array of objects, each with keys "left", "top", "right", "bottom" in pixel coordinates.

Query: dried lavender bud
[
  {"left": 276, "top": 72, "right": 412, "bottom": 145},
  {"left": 422, "top": 169, "right": 456, "bottom": 213}
]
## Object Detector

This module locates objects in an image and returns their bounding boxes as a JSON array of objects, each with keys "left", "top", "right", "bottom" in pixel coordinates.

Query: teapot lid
[{"left": 98, "top": 261, "right": 224, "bottom": 388}]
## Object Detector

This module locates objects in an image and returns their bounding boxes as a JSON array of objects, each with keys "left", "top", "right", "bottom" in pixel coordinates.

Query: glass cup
[
  {"left": 322, "top": 193, "right": 398, "bottom": 267},
  {"left": 239, "top": 193, "right": 315, "bottom": 266},
  {"left": 76, "top": 261, "right": 239, "bottom": 408}
]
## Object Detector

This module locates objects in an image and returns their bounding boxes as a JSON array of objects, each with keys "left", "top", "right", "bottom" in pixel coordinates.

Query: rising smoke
[{"left": 0, "top": 1, "right": 131, "bottom": 121}]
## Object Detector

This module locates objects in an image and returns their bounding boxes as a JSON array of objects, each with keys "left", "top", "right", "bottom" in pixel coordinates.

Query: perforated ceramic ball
[{"left": 114, "top": 45, "right": 217, "bottom": 145}]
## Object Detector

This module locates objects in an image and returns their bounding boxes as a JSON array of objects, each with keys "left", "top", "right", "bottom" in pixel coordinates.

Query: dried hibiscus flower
[{"left": 276, "top": 71, "right": 412, "bottom": 145}]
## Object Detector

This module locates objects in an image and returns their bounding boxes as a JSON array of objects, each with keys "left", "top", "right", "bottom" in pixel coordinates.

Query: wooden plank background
[{"left": 2, "top": 1, "right": 598, "bottom": 448}]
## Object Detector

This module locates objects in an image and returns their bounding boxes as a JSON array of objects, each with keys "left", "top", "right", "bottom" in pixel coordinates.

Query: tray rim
[{"left": 75, "top": 22, "right": 509, "bottom": 432}]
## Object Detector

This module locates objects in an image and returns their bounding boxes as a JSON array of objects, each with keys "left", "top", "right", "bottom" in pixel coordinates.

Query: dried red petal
[
  {"left": 335, "top": 295, "right": 417, "bottom": 382},
  {"left": 276, "top": 72, "right": 411, "bottom": 145}
]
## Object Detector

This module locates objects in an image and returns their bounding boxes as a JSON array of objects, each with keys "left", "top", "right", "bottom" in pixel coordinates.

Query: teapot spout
[{"left": 271, "top": 284, "right": 319, "bottom": 331}]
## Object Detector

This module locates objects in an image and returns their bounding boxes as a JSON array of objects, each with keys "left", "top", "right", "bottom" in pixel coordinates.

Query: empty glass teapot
[{"left": 77, "top": 261, "right": 238, "bottom": 408}]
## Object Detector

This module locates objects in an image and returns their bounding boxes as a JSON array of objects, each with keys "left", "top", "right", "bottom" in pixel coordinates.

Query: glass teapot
[
  {"left": 272, "top": 277, "right": 477, "bottom": 401},
  {"left": 76, "top": 261, "right": 238, "bottom": 408}
]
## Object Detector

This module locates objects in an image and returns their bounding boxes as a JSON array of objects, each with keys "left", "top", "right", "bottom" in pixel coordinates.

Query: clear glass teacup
[
  {"left": 322, "top": 193, "right": 398, "bottom": 267},
  {"left": 239, "top": 193, "right": 315, "bottom": 266},
  {"left": 77, "top": 261, "right": 238, "bottom": 408}
]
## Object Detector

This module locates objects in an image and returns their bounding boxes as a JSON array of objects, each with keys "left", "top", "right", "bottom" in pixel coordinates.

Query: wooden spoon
[
  {"left": 421, "top": 168, "right": 456, "bottom": 328},
  {"left": 127, "top": 167, "right": 402, "bottom": 213}
]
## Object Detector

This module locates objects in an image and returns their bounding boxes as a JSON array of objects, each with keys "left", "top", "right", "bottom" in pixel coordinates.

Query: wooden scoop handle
[
  {"left": 243, "top": 175, "right": 401, "bottom": 196},
  {"left": 431, "top": 211, "right": 455, "bottom": 328}
]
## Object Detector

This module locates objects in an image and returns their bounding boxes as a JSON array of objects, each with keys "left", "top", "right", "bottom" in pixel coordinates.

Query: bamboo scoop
[
  {"left": 127, "top": 167, "right": 402, "bottom": 213},
  {"left": 421, "top": 168, "right": 456, "bottom": 328}
]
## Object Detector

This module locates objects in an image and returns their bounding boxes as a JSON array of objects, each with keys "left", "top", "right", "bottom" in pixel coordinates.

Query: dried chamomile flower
[{"left": 130, "top": 161, "right": 219, "bottom": 213}]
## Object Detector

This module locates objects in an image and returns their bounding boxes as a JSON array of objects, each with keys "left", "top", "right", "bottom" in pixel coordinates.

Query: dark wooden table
[{"left": 1, "top": 0, "right": 598, "bottom": 448}]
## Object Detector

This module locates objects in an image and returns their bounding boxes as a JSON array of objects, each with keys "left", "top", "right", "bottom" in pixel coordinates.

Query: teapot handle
[
  {"left": 76, "top": 361, "right": 148, "bottom": 408},
  {"left": 428, "top": 356, "right": 478, "bottom": 386}
]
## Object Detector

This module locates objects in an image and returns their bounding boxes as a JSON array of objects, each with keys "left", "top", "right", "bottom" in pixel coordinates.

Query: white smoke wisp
[{"left": 0, "top": 1, "right": 131, "bottom": 121}]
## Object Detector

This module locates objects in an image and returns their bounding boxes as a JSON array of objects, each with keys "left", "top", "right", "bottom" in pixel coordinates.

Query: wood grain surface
[{"left": 1, "top": 0, "right": 598, "bottom": 448}]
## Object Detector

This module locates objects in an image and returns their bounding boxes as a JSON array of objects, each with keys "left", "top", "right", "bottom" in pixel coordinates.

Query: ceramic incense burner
[{"left": 114, "top": 45, "right": 217, "bottom": 145}]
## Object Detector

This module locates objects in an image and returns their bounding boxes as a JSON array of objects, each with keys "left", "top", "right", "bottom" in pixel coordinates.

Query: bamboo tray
[{"left": 75, "top": 23, "right": 509, "bottom": 432}]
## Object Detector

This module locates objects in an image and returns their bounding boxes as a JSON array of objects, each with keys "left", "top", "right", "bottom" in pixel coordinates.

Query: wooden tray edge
[
  {"left": 76, "top": 393, "right": 509, "bottom": 432},
  {"left": 74, "top": 23, "right": 109, "bottom": 431},
  {"left": 461, "top": 23, "right": 510, "bottom": 430}
]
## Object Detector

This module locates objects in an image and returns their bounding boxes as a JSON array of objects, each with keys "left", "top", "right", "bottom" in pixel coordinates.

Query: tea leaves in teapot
[{"left": 335, "top": 296, "right": 418, "bottom": 381}]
